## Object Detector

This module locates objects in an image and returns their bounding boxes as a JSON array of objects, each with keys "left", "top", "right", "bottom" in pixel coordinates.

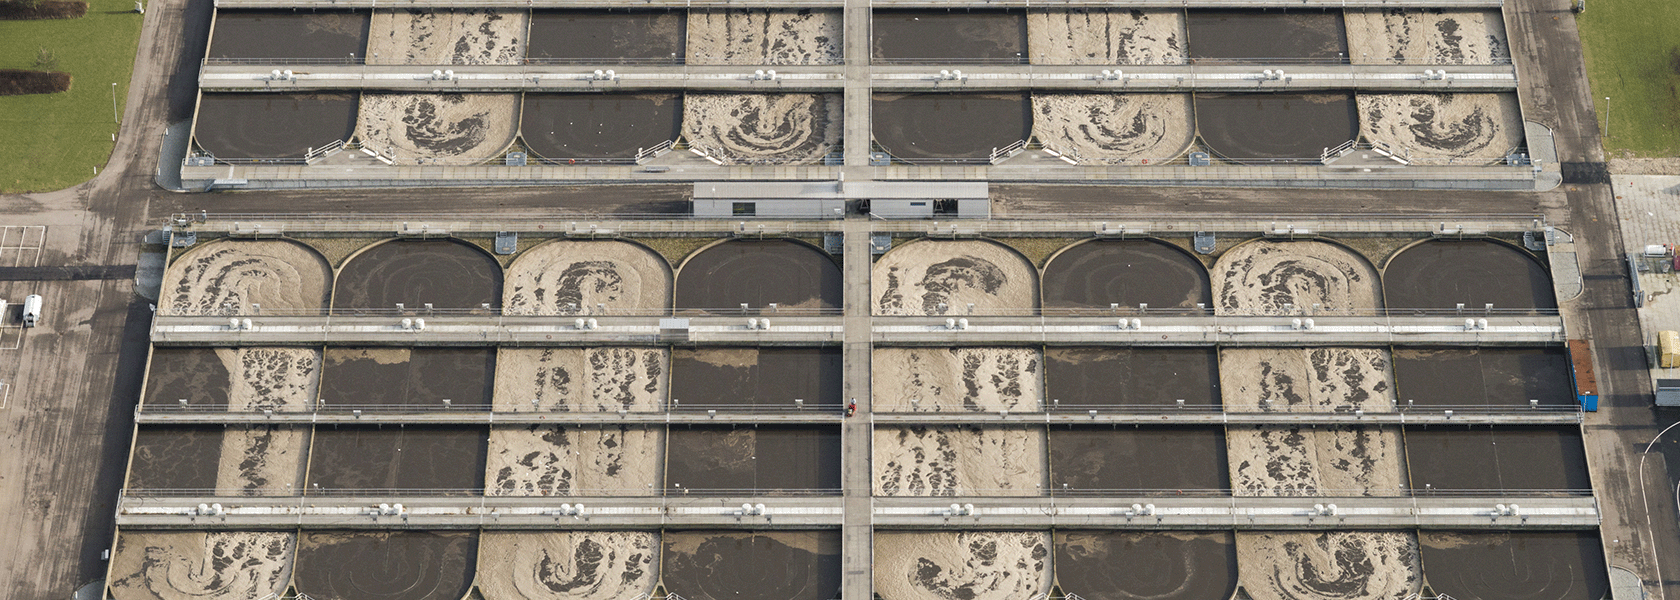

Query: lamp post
[
  {"left": 1604, "top": 97, "right": 1611, "bottom": 139},
  {"left": 111, "top": 83, "right": 119, "bottom": 124}
]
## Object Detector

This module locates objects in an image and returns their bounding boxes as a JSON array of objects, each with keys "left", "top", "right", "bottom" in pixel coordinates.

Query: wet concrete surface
[
  {"left": 208, "top": 10, "right": 368, "bottom": 60},
  {"left": 1391, "top": 348, "right": 1574, "bottom": 407},
  {"left": 675, "top": 240, "right": 841, "bottom": 311},
  {"left": 308, "top": 426, "right": 488, "bottom": 492},
  {"left": 1055, "top": 531, "right": 1237, "bottom": 600},
  {"left": 1186, "top": 10, "right": 1348, "bottom": 62},
  {"left": 334, "top": 239, "right": 501, "bottom": 309},
  {"left": 527, "top": 10, "right": 683, "bottom": 61},
  {"left": 1045, "top": 348, "right": 1219, "bottom": 407},
  {"left": 663, "top": 531, "right": 841, "bottom": 600},
  {"left": 1195, "top": 93, "right": 1359, "bottom": 161},
  {"left": 142, "top": 348, "right": 229, "bottom": 409},
  {"left": 319, "top": 347, "right": 494, "bottom": 408},
  {"left": 522, "top": 94, "right": 682, "bottom": 160},
  {"left": 1042, "top": 240, "right": 1211, "bottom": 310},
  {"left": 1404, "top": 426, "right": 1589, "bottom": 492},
  {"left": 1049, "top": 426, "right": 1229, "bottom": 492},
  {"left": 1419, "top": 532, "right": 1608, "bottom": 600},
  {"left": 872, "top": 93, "right": 1030, "bottom": 162},
  {"left": 126, "top": 426, "right": 221, "bottom": 491},
  {"left": 1383, "top": 240, "right": 1556, "bottom": 310},
  {"left": 670, "top": 347, "right": 841, "bottom": 409},
  {"left": 872, "top": 10, "right": 1025, "bottom": 62},
  {"left": 193, "top": 93, "right": 357, "bottom": 159},
  {"left": 665, "top": 427, "right": 841, "bottom": 493},
  {"left": 294, "top": 531, "right": 477, "bottom": 600}
]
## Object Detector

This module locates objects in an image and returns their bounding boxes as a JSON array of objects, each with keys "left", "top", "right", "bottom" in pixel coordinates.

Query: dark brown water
[
  {"left": 522, "top": 94, "right": 683, "bottom": 160},
  {"left": 127, "top": 427, "right": 222, "bottom": 490},
  {"left": 294, "top": 531, "right": 477, "bottom": 600},
  {"left": 1392, "top": 348, "right": 1574, "bottom": 407},
  {"left": 1045, "top": 348, "right": 1220, "bottom": 408},
  {"left": 1049, "top": 427, "right": 1230, "bottom": 492},
  {"left": 1186, "top": 10, "right": 1347, "bottom": 61},
  {"left": 194, "top": 93, "right": 357, "bottom": 159},
  {"left": 665, "top": 426, "right": 841, "bottom": 493},
  {"left": 1043, "top": 240, "right": 1212, "bottom": 310},
  {"left": 872, "top": 10, "right": 1025, "bottom": 62},
  {"left": 670, "top": 347, "right": 842, "bottom": 409},
  {"left": 209, "top": 10, "right": 368, "bottom": 60},
  {"left": 528, "top": 10, "right": 684, "bottom": 61},
  {"left": 1383, "top": 240, "right": 1557, "bottom": 310},
  {"left": 675, "top": 240, "right": 841, "bottom": 312},
  {"left": 872, "top": 93, "right": 1031, "bottom": 161},
  {"left": 318, "top": 347, "right": 493, "bottom": 409},
  {"left": 334, "top": 240, "right": 501, "bottom": 309},
  {"left": 1419, "top": 532, "right": 1608, "bottom": 600},
  {"left": 308, "top": 426, "right": 488, "bottom": 492},
  {"left": 1195, "top": 93, "right": 1358, "bottom": 160},
  {"left": 143, "top": 348, "right": 230, "bottom": 409},
  {"left": 1404, "top": 426, "right": 1589, "bottom": 492},
  {"left": 663, "top": 531, "right": 841, "bottom": 600},
  {"left": 1056, "top": 531, "right": 1238, "bottom": 600}
]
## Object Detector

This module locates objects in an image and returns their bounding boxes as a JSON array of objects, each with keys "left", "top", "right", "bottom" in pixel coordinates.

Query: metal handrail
[
  {"left": 121, "top": 487, "right": 846, "bottom": 497},
  {"left": 157, "top": 306, "right": 846, "bottom": 316},
  {"left": 138, "top": 402, "right": 847, "bottom": 413},
  {"left": 118, "top": 486, "right": 1587, "bottom": 498},
  {"left": 152, "top": 306, "right": 1560, "bottom": 317}
]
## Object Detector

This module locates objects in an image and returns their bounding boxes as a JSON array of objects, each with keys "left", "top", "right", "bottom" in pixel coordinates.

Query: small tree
[
  {"left": 33, "top": 47, "right": 58, "bottom": 70},
  {"left": 16, "top": 0, "right": 46, "bottom": 10}
]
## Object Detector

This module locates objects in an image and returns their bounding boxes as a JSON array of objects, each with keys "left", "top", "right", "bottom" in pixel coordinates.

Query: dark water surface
[
  {"left": 143, "top": 348, "right": 230, "bottom": 409},
  {"left": 663, "top": 531, "right": 841, "bottom": 600},
  {"left": 308, "top": 426, "right": 488, "bottom": 492},
  {"left": 1195, "top": 93, "right": 1358, "bottom": 160},
  {"left": 872, "top": 93, "right": 1030, "bottom": 161},
  {"left": 1383, "top": 240, "right": 1556, "bottom": 310},
  {"left": 127, "top": 426, "right": 222, "bottom": 490},
  {"left": 334, "top": 240, "right": 501, "bottom": 309},
  {"left": 670, "top": 347, "right": 842, "bottom": 409},
  {"left": 294, "top": 531, "right": 477, "bottom": 600},
  {"left": 1420, "top": 532, "right": 1608, "bottom": 600},
  {"left": 1392, "top": 347, "right": 1574, "bottom": 407},
  {"left": 209, "top": 10, "right": 368, "bottom": 60},
  {"left": 1404, "top": 426, "right": 1589, "bottom": 492},
  {"left": 666, "top": 426, "right": 841, "bottom": 493},
  {"left": 1050, "top": 426, "right": 1230, "bottom": 492},
  {"left": 194, "top": 93, "right": 357, "bottom": 159},
  {"left": 675, "top": 240, "right": 841, "bottom": 311},
  {"left": 1186, "top": 10, "right": 1347, "bottom": 61},
  {"left": 522, "top": 94, "right": 683, "bottom": 159},
  {"left": 319, "top": 347, "right": 494, "bottom": 408},
  {"left": 528, "top": 10, "right": 683, "bottom": 61},
  {"left": 1045, "top": 347, "right": 1220, "bottom": 407},
  {"left": 872, "top": 10, "right": 1025, "bottom": 61},
  {"left": 1055, "top": 530, "right": 1238, "bottom": 600}
]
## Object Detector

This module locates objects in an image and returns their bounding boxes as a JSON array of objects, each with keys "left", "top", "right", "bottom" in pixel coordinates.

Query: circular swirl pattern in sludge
[
  {"left": 193, "top": 93, "right": 358, "bottom": 159},
  {"left": 873, "top": 240, "right": 1037, "bottom": 315},
  {"left": 1383, "top": 239, "right": 1555, "bottom": 310},
  {"left": 1345, "top": 9, "right": 1508, "bottom": 65},
  {"left": 494, "top": 348, "right": 668, "bottom": 412},
  {"left": 1055, "top": 531, "right": 1237, "bottom": 600},
  {"left": 1358, "top": 94, "right": 1523, "bottom": 164},
  {"left": 1220, "top": 347, "right": 1394, "bottom": 413},
  {"left": 335, "top": 239, "right": 501, "bottom": 309},
  {"left": 872, "top": 347, "right": 1041, "bottom": 412},
  {"left": 1043, "top": 239, "right": 1211, "bottom": 310},
  {"left": 683, "top": 93, "right": 840, "bottom": 165},
  {"left": 687, "top": 9, "right": 842, "bottom": 65},
  {"left": 1237, "top": 531, "right": 1421, "bottom": 600},
  {"left": 108, "top": 531, "right": 294, "bottom": 600},
  {"left": 875, "top": 531, "right": 1050, "bottom": 600},
  {"left": 355, "top": 93, "right": 519, "bottom": 165},
  {"left": 486, "top": 424, "right": 662, "bottom": 496},
  {"left": 367, "top": 8, "right": 525, "bottom": 65},
  {"left": 663, "top": 531, "right": 841, "bottom": 600},
  {"left": 872, "top": 93, "right": 1031, "bottom": 162},
  {"left": 505, "top": 240, "right": 671, "bottom": 315},
  {"left": 1195, "top": 93, "right": 1358, "bottom": 161},
  {"left": 676, "top": 239, "right": 841, "bottom": 312},
  {"left": 1214, "top": 240, "right": 1382, "bottom": 315},
  {"left": 165, "top": 239, "right": 330, "bottom": 316},
  {"left": 1028, "top": 9, "right": 1186, "bottom": 65},
  {"left": 294, "top": 531, "right": 477, "bottom": 600},
  {"left": 478, "top": 532, "right": 659, "bottom": 600},
  {"left": 1419, "top": 532, "right": 1608, "bottom": 600},
  {"left": 1031, "top": 94, "right": 1194, "bottom": 163},
  {"left": 873, "top": 425, "right": 1046, "bottom": 496}
]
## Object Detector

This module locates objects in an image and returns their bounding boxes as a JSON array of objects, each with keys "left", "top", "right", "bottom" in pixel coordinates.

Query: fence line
[{"left": 120, "top": 486, "right": 1589, "bottom": 498}]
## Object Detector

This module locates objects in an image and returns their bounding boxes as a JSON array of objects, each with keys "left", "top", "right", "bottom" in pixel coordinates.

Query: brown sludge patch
[
  {"left": 873, "top": 425, "right": 1046, "bottom": 496},
  {"left": 687, "top": 9, "right": 841, "bottom": 64},
  {"left": 367, "top": 8, "right": 526, "bottom": 64},
  {"left": 486, "top": 425, "right": 661, "bottom": 496},
  {"left": 1028, "top": 9, "right": 1185, "bottom": 64},
  {"left": 505, "top": 240, "right": 671, "bottom": 315},
  {"left": 477, "top": 532, "right": 659, "bottom": 600},
  {"left": 493, "top": 348, "right": 668, "bottom": 412},
  {"left": 1031, "top": 93, "right": 1193, "bottom": 162},
  {"left": 1215, "top": 240, "right": 1381, "bottom": 315},
  {"left": 1227, "top": 425, "right": 1406, "bottom": 497},
  {"left": 108, "top": 531, "right": 294, "bottom": 600},
  {"left": 215, "top": 347, "right": 320, "bottom": 411},
  {"left": 683, "top": 93, "right": 840, "bottom": 165},
  {"left": 1237, "top": 532, "right": 1420, "bottom": 600},
  {"left": 875, "top": 532, "right": 1050, "bottom": 600},
  {"left": 1220, "top": 348, "right": 1394, "bottom": 413},
  {"left": 355, "top": 93, "right": 519, "bottom": 164},
  {"left": 165, "top": 240, "right": 329, "bottom": 316},
  {"left": 1345, "top": 9, "right": 1508, "bottom": 65},
  {"left": 1358, "top": 94, "right": 1523, "bottom": 164},
  {"left": 874, "top": 240, "right": 1037, "bottom": 315},
  {"left": 217, "top": 426, "right": 308, "bottom": 496},
  {"left": 872, "top": 347, "right": 1042, "bottom": 412}
]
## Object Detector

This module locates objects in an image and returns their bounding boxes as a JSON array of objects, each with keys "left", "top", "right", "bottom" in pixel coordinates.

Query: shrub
[
  {"left": 0, "top": 70, "right": 74, "bottom": 95},
  {"left": 33, "top": 47, "right": 59, "bottom": 70},
  {"left": 0, "top": 0, "right": 90, "bottom": 19}
]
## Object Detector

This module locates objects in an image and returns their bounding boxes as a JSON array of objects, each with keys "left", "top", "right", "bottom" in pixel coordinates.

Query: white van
[{"left": 22, "top": 295, "right": 42, "bottom": 328}]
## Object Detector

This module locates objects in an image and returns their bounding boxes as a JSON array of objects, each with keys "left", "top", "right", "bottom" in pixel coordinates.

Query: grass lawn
[
  {"left": 0, "top": 0, "right": 143, "bottom": 193},
  {"left": 1577, "top": 0, "right": 1680, "bottom": 157}
]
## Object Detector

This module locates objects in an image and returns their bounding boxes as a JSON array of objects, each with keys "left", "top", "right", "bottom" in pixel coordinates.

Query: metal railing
[
  {"left": 138, "top": 401, "right": 846, "bottom": 414},
  {"left": 874, "top": 487, "right": 1593, "bottom": 498},
  {"left": 870, "top": 402, "right": 1584, "bottom": 415},
  {"left": 122, "top": 487, "right": 844, "bottom": 498},
  {"left": 872, "top": 56, "right": 1512, "bottom": 66},
  {"left": 119, "top": 485, "right": 1585, "bottom": 499},
  {"left": 158, "top": 305, "right": 845, "bottom": 317}
]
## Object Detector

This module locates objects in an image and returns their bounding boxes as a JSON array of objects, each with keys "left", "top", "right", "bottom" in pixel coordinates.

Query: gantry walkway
[
  {"left": 115, "top": 494, "right": 1596, "bottom": 530},
  {"left": 198, "top": 63, "right": 1517, "bottom": 93},
  {"left": 149, "top": 313, "right": 1567, "bottom": 346},
  {"left": 209, "top": 0, "right": 1503, "bottom": 9}
]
